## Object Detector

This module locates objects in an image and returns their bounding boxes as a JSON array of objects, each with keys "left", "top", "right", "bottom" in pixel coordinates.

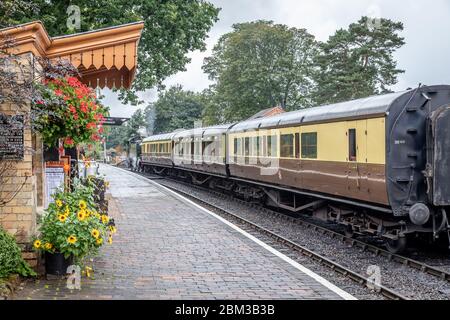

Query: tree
[
  {"left": 0, "top": 0, "right": 39, "bottom": 28},
  {"left": 199, "top": 87, "right": 226, "bottom": 126},
  {"left": 312, "top": 16, "right": 405, "bottom": 105},
  {"left": 147, "top": 85, "right": 205, "bottom": 134},
  {"left": 202, "top": 20, "right": 318, "bottom": 123},
  {"left": 125, "top": 109, "right": 146, "bottom": 143},
  {"left": 105, "top": 126, "right": 127, "bottom": 150},
  {"left": 6, "top": 0, "right": 220, "bottom": 104},
  {"left": 105, "top": 109, "right": 145, "bottom": 150}
]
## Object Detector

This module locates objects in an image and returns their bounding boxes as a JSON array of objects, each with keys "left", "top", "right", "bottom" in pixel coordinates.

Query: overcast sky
[{"left": 102, "top": 0, "right": 450, "bottom": 117}]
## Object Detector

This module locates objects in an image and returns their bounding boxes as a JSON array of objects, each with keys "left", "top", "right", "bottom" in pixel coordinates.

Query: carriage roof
[{"left": 228, "top": 90, "right": 411, "bottom": 133}]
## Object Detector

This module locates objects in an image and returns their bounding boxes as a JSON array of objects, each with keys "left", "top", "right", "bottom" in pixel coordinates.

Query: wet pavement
[{"left": 13, "top": 165, "right": 350, "bottom": 300}]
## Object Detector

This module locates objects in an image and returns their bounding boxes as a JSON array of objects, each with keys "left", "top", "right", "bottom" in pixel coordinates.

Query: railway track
[{"left": 131, "top": 169, "right": 409, "bottom": 300}]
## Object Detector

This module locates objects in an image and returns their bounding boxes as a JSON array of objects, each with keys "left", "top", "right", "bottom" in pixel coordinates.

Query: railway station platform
[{"left": 13, "top": 165, "right": 353, "bottom": 300}]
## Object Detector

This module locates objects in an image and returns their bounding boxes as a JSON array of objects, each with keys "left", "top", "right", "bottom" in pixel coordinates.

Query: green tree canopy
[
  {"left": 5, "top": 0, "right": 220, "bottom": 104},
  {"left": 313, "top": 16, "right": 405, "bottom": 105},
  {"left": 202, "top": 20, "right": 319, "bottom": 123},
  {"left": 147, "top": 85, "right": 205, "bottom": 134}
]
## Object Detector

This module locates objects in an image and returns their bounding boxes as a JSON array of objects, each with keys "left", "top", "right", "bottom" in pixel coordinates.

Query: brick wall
[{"left": 0, "top": 53, "right": 39, "bottom": 268}]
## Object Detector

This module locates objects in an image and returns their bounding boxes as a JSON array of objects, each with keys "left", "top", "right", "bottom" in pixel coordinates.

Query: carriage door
[
  {"left": 428, "top": 105, "right": 450, "bottom": 206},
  {"left": 346, "top": 121, "right": 367, "bottom": 195}
]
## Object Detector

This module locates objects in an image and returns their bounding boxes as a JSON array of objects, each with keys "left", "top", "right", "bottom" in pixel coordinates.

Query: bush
[{"left": 0, "top": 227, "right": 36, "bottom": 278}]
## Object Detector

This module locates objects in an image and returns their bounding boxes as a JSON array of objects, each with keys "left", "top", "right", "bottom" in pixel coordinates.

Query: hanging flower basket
[{"left": 33, "top": 76, "right": 108, "bottom": 148}]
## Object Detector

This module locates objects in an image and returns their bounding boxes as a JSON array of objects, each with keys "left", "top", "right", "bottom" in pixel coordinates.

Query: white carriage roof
[
  {"left": 142, "top": 130, "right": 183, "bottom": 142},
  {"left": 228, "top": 90, "right": 411, "bottom": 133},
  {"left": 172, "top": 124, "right": 234, "bottom": 140}
]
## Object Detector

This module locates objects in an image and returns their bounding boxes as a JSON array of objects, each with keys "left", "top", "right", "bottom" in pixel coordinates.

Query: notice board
[{"left": 45, "top": 162, "right": 65, "bottom": 209}]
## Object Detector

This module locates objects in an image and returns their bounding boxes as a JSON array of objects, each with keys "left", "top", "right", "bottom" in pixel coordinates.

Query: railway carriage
[
  {"left": 139, "top": 85, "right": 450, "bottom": 252},
  {"left": 141, "top": 132, "right": 175, "bottom": 169},
  {"left": 172, "top": 124, "right": 230, "bottom": 177}
]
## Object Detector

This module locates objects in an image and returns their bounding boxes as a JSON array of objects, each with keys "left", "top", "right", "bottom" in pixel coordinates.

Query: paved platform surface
[{"left": 13, "top": 165, "right": 349, "bottom": 300}]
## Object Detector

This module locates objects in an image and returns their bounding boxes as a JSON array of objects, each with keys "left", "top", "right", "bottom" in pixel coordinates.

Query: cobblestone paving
[{"left": 13, "top": 165, "right": 344, "bottom": 300}]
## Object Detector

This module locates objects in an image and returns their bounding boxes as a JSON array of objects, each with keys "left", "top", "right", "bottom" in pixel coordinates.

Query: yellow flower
[
  {"left": 101, "top": 215, "right": 109, "bottom": 224},
  {"left": 77, "top": 210, "right": 86, "bottom": 221},
  {"left": 44, "top": 242, "right": 53, "bottom": 250},
  {"left": 64, "top": 206, "right": 70, "bottom": 216},
  {"left": 109, "top": 226, "right": 117, "bottom": 234},
  {"left": 96, "top": 238, "right": 103, "bottom": 245},
  {"left": 107, "top": 235, "right": 113, "bottom": 245},
  {"left": 33, "top": 240, "right": 42, "bottom": 249},
  {"left": 79, "top": 200, "right": 87, "bottom": 210},
  {"left": 91, "top": 229, "right": 100, "bottom": 239},
  {"left": 57, "top": 214, "right": 67, "bottom": 223},
  {"left": 55, "top": 200, "right": 63, "bottom": 208},
  {"left": 67, "top": 235, "right": 77, "bottom": 244}
]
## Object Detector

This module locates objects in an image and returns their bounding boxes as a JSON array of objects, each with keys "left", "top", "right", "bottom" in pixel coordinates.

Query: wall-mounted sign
[
  {"left": 44, "top": 161, "right": 65, "bottom": 209},
  {"left": 0, "top": 114, "right": 24, "bottom": 160}
]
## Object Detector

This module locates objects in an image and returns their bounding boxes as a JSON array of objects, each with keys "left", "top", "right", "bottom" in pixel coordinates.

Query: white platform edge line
[{"left": 118, "top": 167, "right": 357, "bottom": 300}]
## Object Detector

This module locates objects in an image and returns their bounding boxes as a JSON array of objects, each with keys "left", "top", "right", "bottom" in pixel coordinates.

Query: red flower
[
  {"left": 64, "top": 137, "right": 74, "bottom": 147},
  {"left": 36, "top": 100, "right": 44, "bottom": 105},
  {"left": 98, "top": 126, "right": 104, "bottom": 134},
  {"left": 86, "top": 122, "right": 96, "bottom": 130},
  {"left": 73, "top": 113, "right": 79, "bottom": 120},
  {"left": 67, "top": 77, "right": 81, "bottom": 87},
  {"left": 54, "top": 89, "right": 63, "bottom": 96},
  {"left": 69, "top": 105, "right": 77, "bottom": 114}
]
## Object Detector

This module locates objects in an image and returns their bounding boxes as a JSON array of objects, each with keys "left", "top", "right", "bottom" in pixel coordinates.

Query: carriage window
[
  {"left": 348, "top": 129, "right": 357, "bottom": 162},
  {"left": 262, "top": 136, "right": 267, "bottom": 157},
  {"left": 267, "top": 135, "right": 277, "bottom": 157},
  {"left": 234, "top": 138, "right": 241, "bottom": 163},
  {"left": 256, "top": 136, "right": 260, "bottom": 157},
  {"left": 244, "top": 137, "right": 250, "bottom": 164},
  {"left": 295, "top": 133, "right": 300, "bottom": 158},
  {"left": 195, "top": 141, "right": 201, "bottom": 156},
  {"left": 280, "top": 134, "right": 294, "bottom": 158},
  {"left": 301, "top": 132, "right": 317, "bottom": 159}
]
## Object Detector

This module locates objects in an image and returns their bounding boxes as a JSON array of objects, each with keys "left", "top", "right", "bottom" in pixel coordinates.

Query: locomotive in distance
[{"left": 137, "top": 85, "right": 450, "bottom": 253}]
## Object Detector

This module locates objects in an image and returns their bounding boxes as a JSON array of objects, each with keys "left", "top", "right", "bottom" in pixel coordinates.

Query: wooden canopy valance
[{"left": 0, "top": 21, "right": 144, "bottom": 89}]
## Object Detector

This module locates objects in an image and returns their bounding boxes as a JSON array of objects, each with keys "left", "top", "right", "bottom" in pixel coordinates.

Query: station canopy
[{"left": 0, "top": 20, "right": 144, "bottom": 89}]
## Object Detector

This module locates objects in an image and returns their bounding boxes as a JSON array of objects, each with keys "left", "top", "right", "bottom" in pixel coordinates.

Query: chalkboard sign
[{"left": 0, "top": 114, "right": 24, "bottom": 160}]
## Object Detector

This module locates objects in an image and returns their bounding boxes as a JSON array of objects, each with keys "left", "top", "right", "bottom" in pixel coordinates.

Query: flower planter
[{"left": 44, "top": 252, "right": 73, "bottom": 276}]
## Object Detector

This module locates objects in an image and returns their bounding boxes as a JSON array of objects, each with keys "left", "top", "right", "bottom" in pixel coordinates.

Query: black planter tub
[{"left": 45, "top": 252, "right": 74, "bottom": 276}]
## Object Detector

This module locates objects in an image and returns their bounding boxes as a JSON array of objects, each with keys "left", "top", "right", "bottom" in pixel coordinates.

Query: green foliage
[
  {"left": 313, "top": 16, "right": 405, "bottom": 105},
  {"left": 147, "top": 85, "right": 205, "bottom": 134},
  {"left": 33, "top": 179, "right": 113, "bottom": 262},
  {"left": 8, "top": 0, "right": 220, "bottom": 103},
  {"left": 0, "top": 0, "right": 39, "bottom": 28},
  {"left": 105, "top": 109, "right": 146, "bottom": 150},
  {"left": 0, "top": 227, "right": 36, "bottom": 278},
  {"left": 202, "top": 20, "right": 319, "bottom": 123}
]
